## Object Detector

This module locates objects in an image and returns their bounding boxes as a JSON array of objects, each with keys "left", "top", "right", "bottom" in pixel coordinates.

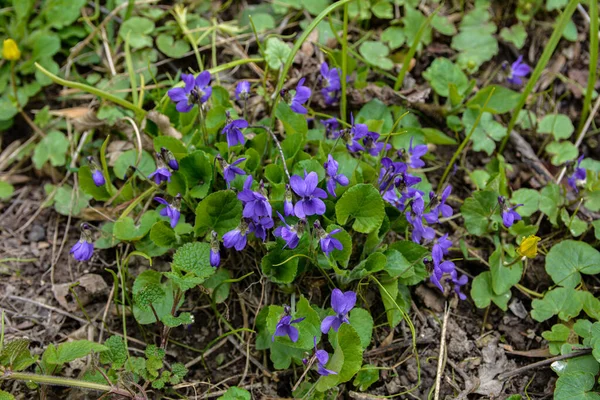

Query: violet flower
[
  {"left": 321, "top": 289, "right": 356, "bottom": 334},
  {"left": 274, "top": 212, "right": 304, "bottom": 249},
  {"left": 320, "top": 62, "right": 341, "bottom": 105},
  {"left": 235, "top": 81, "right": 250, "bottom": 101},
  {"left": 148, "top": 153, "right": 172, "bottom": 185},
  {"left": 284, "top": 184, "right": 294, "bottom": 216},
  {"left": 217, "top": 155, "right": 246, "bottom": 188},
  {"left": 210, "top": 231, "right": 220, "bottom": 267},
  {"left": 167, "top": 71, "right": 212, "bottom": 112},
  {"left": 249, "top": 216, "right": 274, "bottom": 242},
  {"left": 92, "top": 170, "right": 105, "bottom": 187},
  {"left": 321, "top": 118, "right": 340, "bottom": 139},
  {"left": 238, "top": 176, "right": 272, "bottom": 220},
  {"left": 70, "top": 223, "right": 94, "bottom": 262},
  {"left": 289, "top": 78, "right": 311, "bottom": 114},
  {"left": 223, "top": 219, "right": 250, "bottom": 251},
  {"left": 507, "top": 56, "right": 531, "bottom": 85},
  {"left": 313, "top": 337, "right": 337, "bottom": 376},
  {"left": 154, "top": 195, "right": 181, "bottom": 228},
  {"left": 498, "top": 196, "right": 522, "bottom": 228},
  {"left": 272, "top": 305, "right": 305, "bottom": 342},
  {"left": 314, "top": 221, "right": 343, "bottom": 257},
  {"left": 567, "top": 155, "right": 586, "bottom": 192},
  {"left": 407, "top": 137, "right": 427, "bottom": 168},
  {"left": 161, "top": 147, "right": 179, "bottom": 171},
  {"left": 432, "top": 234, "right": 452, "bottom": 265},
  {"left": 290, "top": 171, "right": 327, "bottom": 218},
  {"left": 452, "top": 272, "right": 469, "bottom": 301},
  {"left": 363, "top": 132, "right": 391, "bottom": 157},
  {"left": 324, "top": 155, "right": 349, "bottom": 197},
  {"left": 222, "top": 111, "right": 248, "bottom": 147},
  {"left": 424, "top": 186, "right": 453, "bottom": 224},
  {"left": 344, "top": 114, "right": 368, "bottom": 153},
  {"left": 406, "top": 207, "right": 435, "bottom": 244}
]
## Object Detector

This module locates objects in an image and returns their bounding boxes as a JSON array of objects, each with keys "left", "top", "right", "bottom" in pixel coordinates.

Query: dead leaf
[
  {"left": 53, "top": 274, "right": 108, "bottom": 312},
  {"left": 146, "top": 110, "right": 182, "bottom": 139}
]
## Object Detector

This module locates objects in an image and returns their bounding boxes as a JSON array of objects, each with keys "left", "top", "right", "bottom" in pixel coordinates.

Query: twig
[
  {"left": 227, "top": 336, "right": 273, "bottom": 378},
  {"left": 433, "top": 303, "right": 449, "bottom": 400},
  {"left": 5, "top": 295, "right": 89, "bottom": 325},
  {"left": 497, "top": 349, "right": 592, "bottom": 380},
  {"left": 249, "top": 125, "right": 291, "bottom": 181}
]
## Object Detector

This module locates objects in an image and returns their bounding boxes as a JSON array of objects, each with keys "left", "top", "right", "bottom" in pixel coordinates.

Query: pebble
[{"left": 28, "top": 224, "right": 46, "bottom": 242}]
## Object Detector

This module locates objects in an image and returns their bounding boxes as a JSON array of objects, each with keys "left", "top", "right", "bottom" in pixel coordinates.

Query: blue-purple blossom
[
  {"left": 378, "top": 157, "right": 407, "bottom": 193},
  {"left": 507, "top": 56, "right": 531, "bottom": 85},
  {"left": 321, "top": 289, "right": 356, "bottom": 334},
  {"left": 223, "top": 219, "right": 250, "bottom": 251},
  {"left": 406, "top": 137, "right": 427, "bottom": 168},
  {"left": 324, "top": 155, "right": 349, "bottom": 197},
  {"left": 321, "top": 118, "right": 339, "bottom": 139},
  {"left": 154, "top": 195, "right": 181, "bottom": 228},
  {"left": 217, "top": 155, "right": 246, "bottom": 188},
  {"left": 344, "top": 114, "right": 368, "bottom": 153},
  {"left": 274, "top": 212, "right": 303, "bottom": 249},
  {"left": 568, "top": 155, "right": 586, "bottom": 192},
  {"left": 313, "top": 337, "right": 337, "bottom": 376},
  {"left": 363, "top": 131, "right": 391, "bottom": 156},
  {"left": 452, "top": 272, "right": 468, "bottom": 300},
  {"left": 284, "top": 184, "right": 294, "bottom": 216},
  {"left": 272, "top": 306, "right": 305, "bottom": 342},
  {"left": 160, "top": 147, "right": 179, "bottom": 171},
  {"left": 320, "top": 62, "right": 341, "bottom": 105},
  {"left": 210, "top": 231, "right": 220, "bottom": 267},
  {"left": 222, "top": 113, "right": 248, "bottom": 147},
  {"left": 92, "top": 170, "right": 105, "bottom": 187},
  {"left": 290, "top": 171, "right": 327, "bottom": 218},
  {"left": 432, "top": 234, "right": 452, "bottom": 265},
  {"left": 249, "top": 216, "right": 274, "bottom": 242},
  {"left": 70, "top": 224, "right": 94, "bottom": 262},
  {"left": 498, "top": 196, "right": 522, "bottom": 228},
  {"left": 238, "top": 176, "right": 272, "bottom": 220},
  {"left": 235, "top": 81, "right": 251, "bottom": 100},
  {"left": 148, "top": 162, "right": 172, "bottom": 185},
  {"left": 406, "top": 195, "right": 435, "bottom": 244},
  {"left": 424, "top": 186, "right": 453, "bottom": 224},
  {"left": 167, "top": 71, "right": 212, "bottom": 112},
  {"left": 314, "top": 221, "right": 343, "bottom": 257},
  {"left": 289, "top": 78, "right": 311, "bottom": 114}
]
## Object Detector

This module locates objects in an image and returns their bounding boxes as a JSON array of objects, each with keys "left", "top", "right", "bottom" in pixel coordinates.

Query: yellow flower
[
  {"left": 517, "top": 235, "right": 540, "bottom": 258},
  {"left": 2, "top": 38, "right": 21, "bottom": 61}
]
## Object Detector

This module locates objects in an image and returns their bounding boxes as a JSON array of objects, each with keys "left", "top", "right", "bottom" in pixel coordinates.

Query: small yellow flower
[
  {"left": 517, "top": 235, "right": 540, "bottom": 259},
  {"left": 2, "top": 38, "right": 21, "bottom": 61}
]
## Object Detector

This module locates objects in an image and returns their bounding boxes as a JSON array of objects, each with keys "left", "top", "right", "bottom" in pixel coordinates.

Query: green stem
[
  {"left": 2, "top": 371, "right": 129, "bottom": 395},
  {"left": 438, "top": 87, "right": 496, "bottom": 190},
  {"left": 118, "top": 186, "right": 156, "bottom": 219},
  {"left": 124, "top": 35, "right": 138, "bottom": 107},
  {"left": 577, "top": 0, "right": 599, "bottom": 135},
  {"left": 34, "top": 63, "right": 145, "bottom": 116},
  {"left": 340, "top": 3, "right": 349, "bottom": 122},
  {"left": 515, "top": 283, "right": 543, "bottom": 298},
  {"left": 497, "top": 0, "right": 579, "bottom": 154}
]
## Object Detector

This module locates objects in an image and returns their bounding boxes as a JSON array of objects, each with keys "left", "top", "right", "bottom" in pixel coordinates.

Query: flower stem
[{"left": 249, "top": 125, "right": 291, "bottom": 181}]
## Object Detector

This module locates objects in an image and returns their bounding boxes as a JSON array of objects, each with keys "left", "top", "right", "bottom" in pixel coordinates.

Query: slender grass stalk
[
  {"left": 393, "top": 9, "right": 437, "bottom": 91},
  {"left": 118, "top": 186, "right": 156, "bottom": 219},
  {"left": 341, "top": 3, "right": 349, "bottom": 122},
  {"left": 577, "top": 0, "right": 598, "bottom": 135},
  {"left": 3, "top": 371, "right": 118, "bottom": 394},
  {"left": 270, "top": 0, "right": 354, "bottom": 127},
  {"left": 438, "top": 88, "right": 496, "bottom": 190},
  {"left": 124, "top": 34, "right": 138, "bottom": 106},
  {"left": 497, "top": 0, "right": 579, "bottom": 154}
]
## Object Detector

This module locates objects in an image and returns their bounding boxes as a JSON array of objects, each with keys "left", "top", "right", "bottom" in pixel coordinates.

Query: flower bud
[{"left": 2, "top": 39, "right": 20, "bottom": 61}]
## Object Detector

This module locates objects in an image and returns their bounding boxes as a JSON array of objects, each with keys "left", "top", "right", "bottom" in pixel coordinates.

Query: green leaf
[
  {"left": 316, "top": 324, "right": 362, "bottom": 391},
  {"left": 113, "top": 211, "right": 160, "bottom": 241},
  {"left": 470, "top": 271, "right": 511, "bottom": 310},
  {"left": 560, "top": 209, "right": 588, "bottom": 237},
  {"left": 43, "top": 0, "right": 86, "bottom": 29},
  {"left": 0, "top": 390, "right": 15, "bottom": 400},
  {"left": 276, "top": 102, "right": 308, "bottom": 138},
  {"left": 545, "top": 240, "right": 600, "bottom": 288},
  {"left": 261, "top": 247, "right": 299, "bottom": 284},
  {"left": 327, "top": 224, "right": 352, "bottom": 268},
  {"left": 99, "top": 336, "right": 128, "bottom": 369},
  {"left": 546, "top": 0, "right": 569, "bottom": 10},
  {"left": 179, "top": 150, "right": 213, "bottom": 199},
  {"left": 403, "top": 7, "right": 432, "bottom": 52},
  {"left": 383, "top": 249, "right": 413, "bottom": 279},
  {"left": 32, "top": 131, "right": 69, "bottom": 169},
  {"left": 203, "top": 268, "right": 232, "bottom": 304},
  {"left": 119, "top": 17, "right": 155, "bottom": 49},
  {"left": 546, "top": 141, "right": 578, "bottom": 166},
  {"left": 431, "top": 14, "right": 457, "bottom": 36},
  {"left": 47, "top": 184, "right": 91, "bottom": 216},
  {"left": 217, "top": 386, "right": 251, "bottom": 400},
  {"left": 161, "top": 312, "right": 194, "bottom": 328},
  {"left": 467, "top": 85, "right": 521, "bottom": 114},
  {"left": 540, "top": 183, "right": 562, "bottom": 225},
  {"left": 451, "top": 4, "right": 498, "bottom": 72},
  {"left": 172, "top": 242, "right": 215, "bottom": 281},
  {"left": 489, "top": 248, "right": 522, "bottom": 295},
  {"left": 531, "top": 287, "right": 584, "bottom": 322},
  {"left": 562, "top": 19, "right": 578, "bottom": 42},
  {"left": 0, "top": 181, "right": 15, "bottom": 200},
  {"left": 538, "top": 114, "right": 575, "bottom": 140},
  {"left": 510, "top": 188, "right": 540, "bottom": 217},
  {"left": 421, "top": 128, "right": 457, "bottom": 145},
  {"left": 132, "top": 271, "right": 178, "bottom": 324},
  {"left": 389, "top": 240, "right": 429, "bottom": 285},
  {"left": 249, "top": 13, "right": 276, "bottom": 32},
  {"left": 500, "top": 24, "right": 527, "bottom": 49},
  {"left": 48, "top": 340, "right": 107, "bottom": 365},
  {"left": 460, "top": 190, "right": 498, "bottom": 235},
  {"left": 194, "top": 190, "right": 242, "bottom": 236},
  {"left": 348, "top": 308, "right": 373, "bottom": 349},
  {"left": 79, "top": 166, "right": 110, "bottom": 201},
  {"left": 462, "top": 110, "right": 506, "bottom": 156},
  {"left": 336, "top": 184, "right": 385, "bottom": 234},
  {"left": 372, "top": 0, "right": 393, "bottom": 18},
  {"left": 113, "top": 149, "right": 156, "bottom": 179},
  {"left": 353, "top": 365, "right": 379, "bottom": 391},
  {"left": 0, "top": 339, "right": 36, "bottom": 372},
  {"left": 267, "top": 297, "right": 321, "bottom": 351},
  {"left": 381, "top": 27, "right": 405, "bottom": 49},
  {"left": 358, "top": 41, "right": 393, "bottom": 70},
  {"left": 542, "top": 324, "right": 571, "bottom": 355},
  {"left": 423, "top": 58, "right": 469, "bottom": 98},
  {"left": 555, "top": 372, "right": 600, "bottom": 400},
  {"left": 150, "top": 221, "right": 178, "bottom": 248},
  {"left": 378, "top": 280, "right": 410, "bottom": 327},
  {"left": 156, "top": 34, "right": 191, "bottom": 58},
  {"left": 348, "top": 252, "right": 387, "bottom": 281},
  {"left": 265, "top": 38, "right": 291, "bottom": 70},
  {"left": 356, "top": 99, "right": 393, "bottom": 134}
]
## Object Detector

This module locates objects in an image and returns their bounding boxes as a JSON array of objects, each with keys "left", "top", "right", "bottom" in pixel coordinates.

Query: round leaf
[
  {"left": 545, "top": 240, "right": 600, "bottom": 288},
  {"left": 335, "top": 184, "right": 385, "bottom": 234}
]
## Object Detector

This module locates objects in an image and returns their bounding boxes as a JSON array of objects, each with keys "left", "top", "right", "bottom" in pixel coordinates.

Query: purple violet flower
[
  {"left": 344, "top": 114, "right": 368, "bottom": 153},
  {"left": 238, "top": 176, "right": 272, "bottom": 220},
  {"left": 70, "top": 223, "right": 94, "bottom": 262},
  {"left": 289, "top": 78, "right": 311, "bottom": 114},
  {"left": 249, "top": 216, "right": 274, "bottom": 242},
  {"left": 313, "top": 337, "right": 337, "bottom": 376},
  {"left": 210, "top": 231, "right": 220, "bottom": 267},
  {"left": 452, "top": 272, "right": 469, "bottom": 301},
  {"left": 235, "top": 81, "right": 251, "bottom": 101},
  {"left": 567, "top": 155, "right": 586, "bottom": 192},
  {"left": 507, "top": 56, "right": 532, "bottom": 85},
  {"left": 167, "top": 71, "right": 212, "bottom": 112},
  {"left": 407, "top": 137, "right": 427, "bottom": 168},
  {"left": 272, "top": 306, "right": 305, "bottom": 342},
  {"left": 160, "top": 147, "right": 179, "bottom": 171},
  {"left": 221, "top": 112, "right": 248, "bottom": 147},
  {"left": 498, "top": 196, "right": 522, "bottom": 228},
  {"left": 154, "top": 195, "right": 181, "bottom": 228},
  {"left": 324, "top": 155, "right": 349, "bottom": 197},
  {"left": 284, "top": 184, "right": 294, "bottom": 216},
  {"left": 274, "top": 212, "right": 304, "bottom": 249},
  {"left": 321, "top": 289, "right": 356, "bottom": 334},
  {"left": 314, "top": 220, "right": 343, "bottom": 257},
  {"left": 223, "top": 219, "right": 250, "bottom": 251},
  {"left": 363, "top": 131, "right": 391, "bottom": 156},
  {"left": 321, "top": 118, "right": 340, "bottom": 139},
  {"left": 320, "top": 62, "right": 341, "bottom": 106},
  {"left": 92, "top": 170, "right": 105, "bottom": 187},
  {"left": 217, "top": 155, "right": 246, "bottom": 188},
  {"left": 424, "top": 186, "right": 453, "bottom": 224},
  {"left": 432, "top": 234, "right": 452, "bottom": 265},
  {"left": 290, "top": 171, "right": 328, "bottom": 218}
]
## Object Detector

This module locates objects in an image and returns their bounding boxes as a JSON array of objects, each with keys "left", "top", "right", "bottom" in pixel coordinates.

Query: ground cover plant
[{"left": 0, "top": 0, "right": 599, "bottom": 398}]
